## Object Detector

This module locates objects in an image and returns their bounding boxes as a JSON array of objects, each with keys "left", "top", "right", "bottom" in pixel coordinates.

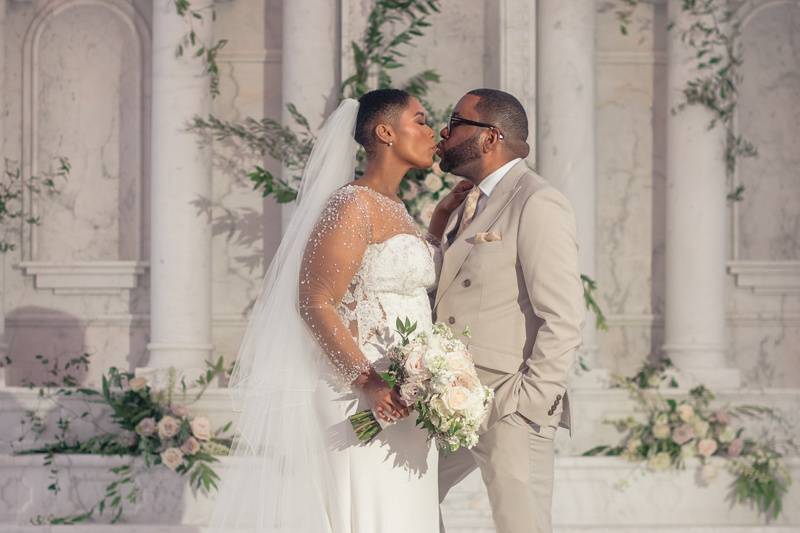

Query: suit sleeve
[{"left": 516, "top": 187, "right": 585, "bottom": 423}]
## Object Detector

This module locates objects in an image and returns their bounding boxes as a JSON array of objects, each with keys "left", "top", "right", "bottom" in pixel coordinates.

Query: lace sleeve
[{"left": 298, "top": 187, "right": 373, "bottom": 383}]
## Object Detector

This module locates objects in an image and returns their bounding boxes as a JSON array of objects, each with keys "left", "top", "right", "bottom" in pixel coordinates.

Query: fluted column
[
  {"left": 537, "top": 0, "right": 606, "bottom": 386},
  {"left": 663, "top": 1, "right": 739, "bottom": 388},
  {"left": 140, "top": 0, "right": 214, "bottom": 385},
  {"left": 280, "top": 0, "right": 338, "bottom": 228},
  {"left": 0, "top": 0, "right": 8, "bottom": 385}
]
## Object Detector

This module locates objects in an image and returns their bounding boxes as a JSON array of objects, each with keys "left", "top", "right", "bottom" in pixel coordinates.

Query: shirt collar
[{"left": 478, "top": 158, "right": 522, "bottom": 198}]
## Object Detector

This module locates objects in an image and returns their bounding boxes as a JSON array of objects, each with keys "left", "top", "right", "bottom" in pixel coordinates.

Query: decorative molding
[
  {"left": 18, "top": 261, "right": 148, "bottom": 294},
  {"left": 728, "top": 261, "right": 800, "bottom": 293},
  {"left": 217, "top": 48, "right": 281, "bottom": 64},
  {"left": 597, "top": 51, "right": 667, "bottom": 65},
  {"left": 606, "top": 312, "right": 800, "bottom": 327},
  {"left": 5, "top": 312, "right": 248, "bottom": 327}
]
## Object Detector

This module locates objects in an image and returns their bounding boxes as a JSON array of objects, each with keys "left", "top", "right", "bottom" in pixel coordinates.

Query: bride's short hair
[{"left": 354, "top": 88, "right": 411, "bottom": 154}]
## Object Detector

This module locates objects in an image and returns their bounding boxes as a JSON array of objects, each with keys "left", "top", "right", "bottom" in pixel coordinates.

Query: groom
[{"left": 429, "top": 89, "right": 584, "bottom": 533}]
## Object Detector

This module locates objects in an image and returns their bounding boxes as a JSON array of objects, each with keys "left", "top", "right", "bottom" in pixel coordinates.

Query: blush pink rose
[
  {"left": 672, "top": 424, "right": 695, "bottom": 445},
  {"left": 190, "top": 416, "right": 211, "bottom": 441},
  {"left": 135, "top": 417, "right": 156, "bottom": 437},
  {"left": 697, "top": 438, "right": 719, "bottom": 458},
  {"left": 180, "top": 436, "right": 201, "bottom": 456}
]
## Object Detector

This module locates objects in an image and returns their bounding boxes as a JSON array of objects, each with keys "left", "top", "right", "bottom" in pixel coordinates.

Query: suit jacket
[{"left": 434, "top": 160, "right": 584, "bottom": 435}]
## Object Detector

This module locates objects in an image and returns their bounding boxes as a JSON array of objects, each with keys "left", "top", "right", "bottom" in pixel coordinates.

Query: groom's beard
[{"left": 439, "top": 134, "right": 481, "bottom": 174}]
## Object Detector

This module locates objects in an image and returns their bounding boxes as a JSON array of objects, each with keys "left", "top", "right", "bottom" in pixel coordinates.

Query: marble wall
[{"left": 0, "top": 0, "right": 797, "bottom": 389}]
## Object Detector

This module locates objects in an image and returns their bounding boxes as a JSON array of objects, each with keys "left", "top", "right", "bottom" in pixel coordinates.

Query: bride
[{"left": 208, "top": 90, "right": 470, "bottom": 532}]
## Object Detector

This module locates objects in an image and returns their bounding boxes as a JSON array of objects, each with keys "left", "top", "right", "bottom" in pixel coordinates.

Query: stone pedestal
[
  {"left": 141, "top": 0, "right": 214, "bottom": 385},
  {"left": 537, "top": 0, "right": 607, "bottom": 387},
  {"left": 662, "top": 1, "right": 740, "bottom": 389}
]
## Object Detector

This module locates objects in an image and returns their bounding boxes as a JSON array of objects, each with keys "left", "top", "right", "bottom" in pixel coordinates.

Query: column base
[
  {"left": 140, "top": 341, "right": 216, "bottom": 390},
  {"left": 134, "top": 366, "right": 213, "bottom": 390}
]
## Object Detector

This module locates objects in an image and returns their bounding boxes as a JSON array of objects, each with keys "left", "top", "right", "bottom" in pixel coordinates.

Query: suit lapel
[{"left": 435, "top": 161, "right": 528, "bottom": 308}]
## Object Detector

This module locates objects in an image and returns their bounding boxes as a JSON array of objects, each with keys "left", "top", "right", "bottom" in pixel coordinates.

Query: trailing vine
[
  {"left": 1, "top": 157, "right": 68, "bottom": 253},
  {"left": 171, "top": 0, "right": 228, "bottom": 98},
  {"left": 614, "top": 0, "right": 757, "bottom": 198}
]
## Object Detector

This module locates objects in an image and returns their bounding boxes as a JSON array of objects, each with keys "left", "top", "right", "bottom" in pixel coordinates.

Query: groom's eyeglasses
[{"left": 447, "top": 115, "right": 505, "bottom": 140}]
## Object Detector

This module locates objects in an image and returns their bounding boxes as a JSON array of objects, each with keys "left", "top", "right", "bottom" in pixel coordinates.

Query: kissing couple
[{"left": 208, "top": 88, "right": 584, "bottom": 533}]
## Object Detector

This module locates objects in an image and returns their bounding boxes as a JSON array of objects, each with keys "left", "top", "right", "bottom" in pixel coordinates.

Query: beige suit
[{"left": 436, "top": 160, "right": 584, "bottom": 533}]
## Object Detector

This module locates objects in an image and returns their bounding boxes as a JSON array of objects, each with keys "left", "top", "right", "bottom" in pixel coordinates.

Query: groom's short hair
[{"left": 467, "top": 88, "right": 528, "bottom": 145}]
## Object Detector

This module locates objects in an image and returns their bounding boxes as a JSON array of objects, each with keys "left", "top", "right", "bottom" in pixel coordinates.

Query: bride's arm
[{"left": 298, "top": 189, "right": 373, "bottom": 384}]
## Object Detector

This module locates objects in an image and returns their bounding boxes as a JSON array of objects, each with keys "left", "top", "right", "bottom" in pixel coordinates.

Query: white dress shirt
[{"left": 474, "top": 158, "right": 522, "bottom": 217}]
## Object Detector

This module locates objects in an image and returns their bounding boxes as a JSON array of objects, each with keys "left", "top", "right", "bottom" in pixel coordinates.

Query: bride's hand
[
  {"left": 435, "top": 179, "right": 474, "bottom": 215},
  {"left": 357, "top": 370, "right": 410, "bottom": 423}
]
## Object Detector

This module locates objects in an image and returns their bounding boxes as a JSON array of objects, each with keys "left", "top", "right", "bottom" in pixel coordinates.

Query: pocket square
[{"left": 474, "top": 231, "right": 502, "bottom": 243}]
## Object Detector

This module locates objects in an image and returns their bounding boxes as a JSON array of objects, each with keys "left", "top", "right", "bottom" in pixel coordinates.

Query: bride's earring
[{"left": 388, "top": 141, "right": 393, "bottom": 147}]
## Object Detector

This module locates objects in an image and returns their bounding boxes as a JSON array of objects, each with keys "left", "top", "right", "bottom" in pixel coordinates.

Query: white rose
[
  {"left": 625, "top": 438, "right": 642, "bottom": 454},
  {"left": 419, "top": 200, "right": 437, "bottom": 226},
  {"left": 655, "top": 413, "right": 669, "bottom": 425},
  {"left": 190, "top": 416, "right": 212, "bottom": 441},
  {"left": 402, "top": 181, "right": 420, "bottom": 201},
  {"left": 442, "top": 386, "right": 471, "bottom": 414},
  {"left": 677, "top": 403, "right": 695, "bottom": 422},
  {"left": 423, "top": 172, "right": 443, "bottom": 192},
  {"left": 403, "top": 345, "right": 430, "bottom": 380},
  {"left": 681, "top": 442, "right": 697, "bottom": 460},
  {"left": 653, "top": 423, "right": 671, "bottom": 440},
  {"left": 129, "top": 377, "right": 148, "bottom": 392},
  {"left": 171, "top": 404, "right": 190, "bottom": 418},
  {"left": 160, "top": 447, "right": 184, "bottom": 471},
  {"left": 431, "top": 161, "right": 443, "bottom": 175},
  {"left": 647, "top": 452, "right": 672, "bottom": 471},
  {"left": 700, "top": 463, "right": 718, "bottom": 484},
  {"left": 157, "top": 415, "right": 180, "bottom": 439},
  {"left": 646, "top": 373, "right": 662, "bottom": 388},
  {"left": 399, "top": 381, "right": 423, "bottom": 405},
  {"left": 692, "top": 419, "right": 710, "bottom": 438}
]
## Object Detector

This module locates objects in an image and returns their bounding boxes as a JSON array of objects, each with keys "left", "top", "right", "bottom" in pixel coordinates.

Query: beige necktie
[{"left": 456, "top": 186, "right": 482, "bottom": 238}]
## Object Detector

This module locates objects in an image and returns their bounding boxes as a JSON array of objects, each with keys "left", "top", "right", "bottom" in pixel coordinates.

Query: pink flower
[
  {"left": 160, "top": 447, "right": 184, "bottom": 471},
  {"left": 728, "top": 438, "right": 744, "bottom": 458},
  {"left": 180, "top": 436, "right": 201, "bottom": 456},
  {"left": 672, "top": 423, "right": 695, "bottom": 445},
  {"left": 135, "top": 417, "right": 156, "bottom": 436},
  {"left": 712, "top": 410, "right": 730, "bottom": 425},
  {"left": 697, "top": 438, "right": 719, "bottom": 457},
  {"left": 157, "top": 415, "right": 180, "bottom": 439},
  {"left": 171, "top": 404, "right": 190, "bottom": 418}
]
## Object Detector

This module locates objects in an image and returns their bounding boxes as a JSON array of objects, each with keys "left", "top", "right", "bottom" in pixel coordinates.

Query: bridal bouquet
[{"left": 350, "top": 318, "right": 493, "bottom": 452}]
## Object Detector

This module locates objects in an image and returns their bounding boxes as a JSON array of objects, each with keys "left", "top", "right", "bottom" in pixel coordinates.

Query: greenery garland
[
  {"left": 612, "top": 0, "right": 757, "bottom": 200},
  {"left": 584, "top": 358, "right": 796, "bottom": 520},
  {"left": 10, "top": 354, "right": 232, "bottom": 524}
]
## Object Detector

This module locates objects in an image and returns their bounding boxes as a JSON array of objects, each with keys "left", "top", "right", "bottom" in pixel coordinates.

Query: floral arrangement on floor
[
  {"left": 12, "top": 354, "right": 232, "bottom": 524},
  {"left": 584, "top": 358, "right": 797, "bottom": 519}
]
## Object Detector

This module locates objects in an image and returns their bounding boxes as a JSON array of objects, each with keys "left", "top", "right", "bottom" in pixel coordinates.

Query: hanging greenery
[
  {"left": 171, "top": 0, "right": 228, "bottom": 98},
  {"left": 612, "top": 0, "right": 757, "bottom": 198}
]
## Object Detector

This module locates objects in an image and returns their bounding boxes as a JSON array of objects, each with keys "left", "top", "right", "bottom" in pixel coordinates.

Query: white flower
[
  {"left": 423, "top": 173, "right": 443, "bottom": 192},
  {"left": 399, "top": 381, "right": 423, "bottom": 405},
  {"left": 697, "top": 438, "right": 719, "bottom": 458},
  {"left": 190, "top": 416, "right": 212, "bottom": 441},
  {"left": 402, "top": 181, "right": 420, "bottom": 201},
  {"left": 181, "top": 436, "right": 201, "bottom": 456},
  {"left": 692, "top": 418, "right": 710, "bottom": 438},
  {"left": 680, "top": 442, "right": 697, "bottom": 460},
  {"left": 431, "top": 161, "right": 443, "bottom": 175},
  {"left": 419, "top": 200, "right": 438, "bottom": 227},
  {"left": 129, "top": 377, "right": 148, "bottom": 392},
  {"left": 157, "top": 415, "right": 180, "bottom": 439},
  {"left": 135, "top": 417, "right": 156, "bottom": 436},
  {"left": 653, "top": 423, "right": 671, "bottom": 440},
  {"left": 655, "top": 413, "right": 669, "bottom": 425},
  {"left": 625, "top": 438, "right": 641, "bottom": 455},
  {"left": 160, "top": 447, "right": 184, "bottom": 471},
  {"left": 647, "top": 452, "right": 672, "bottom": 471},
  {"left": 403, "top": 344, "right": 431, "bottom": 380},
  {"left": 700, "top": 463, "right": 718, "bottom": 484},
  {"left": 719, "top": 427, "right": 736, "bottom": 444},
  {"left": 171, "top": 404, "right": 190, "bottom": 418},
  {"left": 677, "top": 403, "right": 695, "bottom": 422},
  {"left": 647, "top": 373, "right": 662, "bottom": 388}
]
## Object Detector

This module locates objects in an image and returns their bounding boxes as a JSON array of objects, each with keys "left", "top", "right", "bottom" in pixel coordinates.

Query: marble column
[
  {"left": 280, "top": 0, "right": 338, "bottom": 229},
  {"left": 0, "top": 0, "right": 7, "bottom": 385},
  {"left": 662, "top": 1, "right": 740, "bottom": 389},
  {"left": 140, "top": 0, "right": 214, "bottom": 385},
  {"left": 537, "top": 0, "right": 606, "bottom": 386}
]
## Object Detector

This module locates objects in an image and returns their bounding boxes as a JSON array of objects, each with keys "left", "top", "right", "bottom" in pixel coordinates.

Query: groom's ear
[{"left": 374, "top": 123, "right": 394, "bottom": 147}]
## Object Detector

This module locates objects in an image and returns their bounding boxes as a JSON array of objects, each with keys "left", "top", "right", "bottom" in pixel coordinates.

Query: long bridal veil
[{"left": 208, "top": 99, "right": 360, "bottom": 532}]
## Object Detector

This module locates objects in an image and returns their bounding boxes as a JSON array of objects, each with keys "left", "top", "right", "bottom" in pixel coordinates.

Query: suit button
[
  {"left": 448, "top": 317, "right": 456, "bottom": 325},
  {"left": 462, "top": 279, "right": 471, "bottom": 288},
  {"left": 556, "top": 394, "right": 562, "bottom": 401},
  {"left": 548, "top": 409, "right": 554, "bottom": 416}
]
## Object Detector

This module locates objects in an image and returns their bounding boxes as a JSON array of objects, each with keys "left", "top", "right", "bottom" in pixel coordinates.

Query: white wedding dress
[{"left": 299, "top": 184, "right": 439, "bottom": 533}]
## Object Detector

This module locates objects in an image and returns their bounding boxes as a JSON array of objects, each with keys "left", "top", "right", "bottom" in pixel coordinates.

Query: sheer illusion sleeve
[{"left": 298, "top": 187, "right": 373, "bottom": 383}]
